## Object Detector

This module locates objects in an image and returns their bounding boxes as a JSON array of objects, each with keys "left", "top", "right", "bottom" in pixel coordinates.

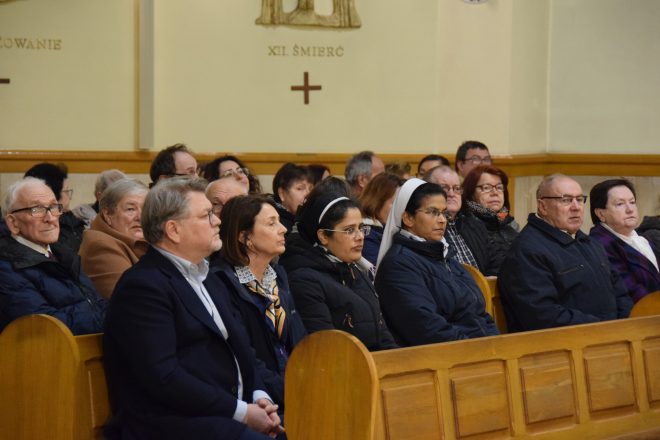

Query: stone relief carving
[{"left": 257, "top": 0, "right": 361, "bottom": 29}]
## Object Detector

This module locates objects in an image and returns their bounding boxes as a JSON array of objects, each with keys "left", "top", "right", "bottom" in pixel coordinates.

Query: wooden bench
[
  {"left": 462, "top": 264, "right": 507, "bottom": 333},
  {"left": 285, "top": 316, "right": 660, "bottom": 439},
  {"left": 630, "top": 291, "right": 660, "bottom": 318},
  {"left": 0, "top": 314, "right": 109, "bottom": 440}
]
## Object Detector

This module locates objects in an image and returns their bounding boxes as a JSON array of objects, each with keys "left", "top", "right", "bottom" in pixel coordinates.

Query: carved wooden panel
[
  {"left": 642, "top": 337, "right": 660, "bottom": 407},
  {"left": 583, "top": 342, "right": 636, "bottom": 416},
  {"left": 380, "top": 371, "right": 442, "bottom": 440},
  {"left": 519, "top": 350, "right": 577, "bottom": 430},
  {"left": 449, "top": 360, "right": 510, "bottom": 439}
]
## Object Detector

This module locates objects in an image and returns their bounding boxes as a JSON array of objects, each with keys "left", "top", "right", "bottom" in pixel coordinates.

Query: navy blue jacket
[
  {"left": 0, "top": 236, "right": 106, "bottom": 335},
  {"left": 362, "top": 224, "right": 383, "bottom": 266},
  {"left": 498, "top": 214, "right": 633, "bottom": 332},
  {"left": 210, "top": 256, "right": 307, "bottom": 409},
  {"left": 375, "top": 233, "right": 498, "bottom": 346},
  {"left": 104, "top": 247, "right": 268, "bottom": 440},
  {"left": 279, "top": 233, "right": 397, "bottom": 351}
]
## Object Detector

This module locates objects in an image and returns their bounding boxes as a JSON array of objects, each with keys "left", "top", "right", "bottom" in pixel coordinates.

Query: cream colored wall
[
  {"left": 548, "top": 0, "right": 660, "bottom": 153},
  {"left": 0, "top": 0, "right": 136, "bottom": 150}
]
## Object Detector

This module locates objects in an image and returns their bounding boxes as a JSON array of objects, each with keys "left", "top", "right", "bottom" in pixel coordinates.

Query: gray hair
[
  {"left": 99, "top": 178, "right": 148, "bottom": 213},
  {"left": 344, "top": 151, "right": 375, "bottom": 185},
  {"left": 141, "top": 177, "right": 207, "bottom": 245},
  {"left": 95, "top": 169, "right": 127, "bottom": 197},
  {"left": 2, "top": 177, "right": 50, "bottom": 218},
  {"left": 536, "top": 173, "right": 571, "bottom": 199},
  {"left": 424, "top": 165, "right": 456, "bottom": 183}
]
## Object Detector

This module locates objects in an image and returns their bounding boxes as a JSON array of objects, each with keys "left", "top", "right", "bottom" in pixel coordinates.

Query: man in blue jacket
[
  {"left": 103, "top": 177, "right": 282, "bottom": 440},
  {"left": 0, "top": 177, "right": 106, "bottom": 335},
  {"left": 498, "top": 174, "right": 632, "bottom": 332}
]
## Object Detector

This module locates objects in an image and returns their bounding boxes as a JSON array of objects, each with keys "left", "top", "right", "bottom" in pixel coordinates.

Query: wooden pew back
[
  {"left": 286, "top": 316, "right": 660, "bottom": 440},
  {"left": 0, "top": 315, "right": 109, "bottom": 440}
]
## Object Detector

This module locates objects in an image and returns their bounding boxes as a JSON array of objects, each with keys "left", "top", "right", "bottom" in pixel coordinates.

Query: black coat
[
  {"left": 454, "top": 211, "right": 491, "bottom": 274},
  {"left": 467, "top": 207, "right": 518, "bottom": 276},
  {"left": 375, "top": 233, "right": 498, "bottom": 346},
  {"left": 498, "top": 214, "right": 633, "bottom": 332},
  {"left": 279, "top": 233, "right": 397, "bottom": 351},
  {"left": 210, "top": 257, "right": 307, "bottom": 408}
]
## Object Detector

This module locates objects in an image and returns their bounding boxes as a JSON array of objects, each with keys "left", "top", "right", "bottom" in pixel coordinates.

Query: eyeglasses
[
  {"left": 540, "top": 195, "right": 588, "bottom": 206},
  {"left": 10, "top": 204, "right": 64, "bottom": 218},
  {"left": 439, "top": 184, "right": 463, "bottom": 194},
  {"left": 206, "top": 209, "right": 217, "bottom": 225},
  {"left": 463, "top": 156, "right": 492, "bottom": 165},
  {"left": 322, "top": 224, "right": 371, "bottom": 237},
  {"left": 416, "top": 208, "right": 449, "bottom": 219},
  {"left": 476, "top": 183, "right": 504, "bottom": 193},
  {"left": 171, "top": 171, "right": 198, "bottom": 177},
  {"left": 220, "top": 167, "right": 249, "bottom": 179},
  {"left": 211, "top": 202, "right": 224, "bottom": 215},
  {"left": 61, "top": 189, "right": 74, "bottom": 198}
]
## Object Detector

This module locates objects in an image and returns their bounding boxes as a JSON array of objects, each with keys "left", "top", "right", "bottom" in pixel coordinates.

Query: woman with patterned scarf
[
  {"left": 278, "top": 188, "right": 397, "bottom": 351},
  {"left": 461, "top": 165, "right": 519, "bottom": 276},
  {"left": 210, "top": 195, "right": 307, "bottom": 412}
]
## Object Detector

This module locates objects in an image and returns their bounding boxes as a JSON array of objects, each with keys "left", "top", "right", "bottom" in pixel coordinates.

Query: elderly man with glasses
[
  {"left": 498, "top": 174, "right": 632, "bottom": 332},
  {"left": 0, "top": 177, "right": 106, "bottom": 334}
]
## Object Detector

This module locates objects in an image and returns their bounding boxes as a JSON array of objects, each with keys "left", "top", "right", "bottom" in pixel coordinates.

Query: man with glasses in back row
[
  {"left": 498, "top": 174, "right": 633, "bottom": 332},
  {"left": 0, "top": 177, "right": 106, "bottom": 334},
  {"left": 455, "top": 140, "right": 492, "bottom": 179},
  {"left": 149, "top": 143, "right": 199, "bottom": 188}
]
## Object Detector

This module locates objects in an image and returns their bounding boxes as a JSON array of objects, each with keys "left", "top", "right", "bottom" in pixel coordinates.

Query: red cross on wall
[{"left": 290, "top": 72, "right": 321, "bottom": 105}]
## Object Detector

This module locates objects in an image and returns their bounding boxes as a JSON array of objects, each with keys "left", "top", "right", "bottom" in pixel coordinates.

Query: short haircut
[
  {"left": 95, "top": 169, "right": 127, "bottom": 197},
  {"left": 307, "top": 164, "right": 331, "bottom": 186},
  {"left": 462, "top": 165, "right": 511, "bottom": 211},
  {"left": 589, "top": 178, "right": 636, "bottom": 225},
  {"left": 3, "top": 177, "right": 50, "bottom": 217},
  {"left": 423, "top": 165, "right": 456, "bottom": 183},
  {"left": 404, "top": 183, "right": 446, "bottom": 218},
  {"left": 536, "top": 173, "right": 571, "bottom": 200},
  {"left": 345, "top": 151, "right": 375, "bottom": 186},
  {"left": 99, "top": 178, "right": 148, "bottom": 213},
  {"left": 359, "top": 173, "right": 405, "bottom": 220},
  {"left": 219, "top": 195, "right": 277, "bottom": 267},
  {"left": 272, "top": 162, "right": 309, "bottom": 203},
  {"left": 202, "top": 154, "right": 262, "bottom": 194},
  {"left": 384, "top": 162, "right": 411, "bottom": 178},
  {"left": 419, "top": 154, "right": 450, "bottom": 169},
  {"left": 455, "top": 141, "right": 489, "bottom": 171},
  {"left": 149, "top": 143, "right": 192, "bottom": 185},
  {"left": 24, "top": 162, "right": 68, "bottom": 199},
  {"left": 141, "top": 177, "right": 207, "bottom": 245},
  {"left": 310, "top": 176, "right": 351, "bottom": 198}
]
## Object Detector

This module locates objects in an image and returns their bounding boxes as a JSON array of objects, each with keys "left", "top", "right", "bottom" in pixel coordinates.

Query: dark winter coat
[
  {"left": 638, "top": 216, "right": 660, "bottom": 249},
  {"left": 0, "top": 236, "right": 106, "bottom": 335},
  {"left": 375, "top": 233, "right": 498, "bottom": 347},
  {"left": 498, "top": 213, "right": 633, "bottom": 332},
  {"left": 466, "top": 203, "right": 518, "bottom": 276},
  {"left": 279, "top": 233, "right": 397, "bottom": 351}
]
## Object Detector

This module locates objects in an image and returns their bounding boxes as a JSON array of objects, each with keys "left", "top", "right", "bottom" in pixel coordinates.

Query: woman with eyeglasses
[
  {"left": 279, "top": 189, "right": 397, "bottom": 351},
  {"left": 202, "top": 154, "right": 263, "bottom": 194},
  {"left": 374, "top": 179, "right": 499, "bottom": 347},
  {"left": 79, "top": 179, "right": 150, "bottom": 299},
  {"left": 209, "top": 195, "right": 307, "bottom": 410},
  {"left": 358, "top": 172, "right": 405, "bottom": 265},
  {"left": 461, "top": 165, "right": 519, "bottom": 275},
  {"left": 589, "top": 179, "right": 660, "bottom": 303}
]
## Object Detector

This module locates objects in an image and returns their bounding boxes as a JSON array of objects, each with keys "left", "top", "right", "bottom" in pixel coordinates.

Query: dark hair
[
  {"left": 272, "top": 162, "right": 310, "bottom": 203},
  {"left": 202, "top": 154, "right": 262, "bottom": 194},
  {"left": 149, "top": 143, "right": 191, "bottom": 186},
  {"left": 296, "top": 191, "right": 361, "bottom": 245},
  {"left": 462, "top": 165, "right": 510, "bottom": 211},
  {"left": 24, "top": 162, "right": 68, "bottom": 200},
  {"left": 359, "top": 173, "right": 405, "bottom": 220},
  {"left": 307, "top": 164, "right": 331, "bottom": 186},
  {"left": 419, "top": 154, "right": 450, "bottom": 170},
  {"left": 455, "top": 140, "right": 488, "bottom": 171},
  {"left": 589, "top": 179, "right": 636, "bottom": 225},
  {"left": 309, "top": 176, "right": 351, "bottom": 198},
  {"left": 403, "top": 183, "right": 446, "bottom": 218},
  {"left": 219, "top": 195, "right": 276, "bottom": 266}
]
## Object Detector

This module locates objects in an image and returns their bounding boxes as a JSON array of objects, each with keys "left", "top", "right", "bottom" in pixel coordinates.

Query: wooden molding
[{"left": 1, "top": 150, "right": 659, "bottom": 177}]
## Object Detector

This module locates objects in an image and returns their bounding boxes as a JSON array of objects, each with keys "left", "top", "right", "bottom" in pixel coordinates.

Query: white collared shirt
[
  {"left": 601, "top": 223, "right": 659, "bottom": 271},
  {"left": 12, "top": 235, "right": 52, "bottom": 258}
]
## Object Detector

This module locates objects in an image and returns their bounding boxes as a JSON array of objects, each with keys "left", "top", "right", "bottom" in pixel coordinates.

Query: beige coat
[{"left": 79, "top": 214, "right": 149, "bottom": 299}]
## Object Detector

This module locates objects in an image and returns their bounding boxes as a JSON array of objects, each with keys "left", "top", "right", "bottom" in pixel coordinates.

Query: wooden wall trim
[{"left": 1, "top": 150, "right": 659, "bottom": 177}]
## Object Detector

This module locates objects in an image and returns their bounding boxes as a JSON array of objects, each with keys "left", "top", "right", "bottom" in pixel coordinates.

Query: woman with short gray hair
[{"left": 79, "top": 178, "right": 149, "bottom": 298}]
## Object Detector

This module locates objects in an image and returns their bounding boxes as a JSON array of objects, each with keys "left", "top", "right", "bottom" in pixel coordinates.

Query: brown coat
[{"left": 79, "top": 215, "right": 149, "bottom": 299}]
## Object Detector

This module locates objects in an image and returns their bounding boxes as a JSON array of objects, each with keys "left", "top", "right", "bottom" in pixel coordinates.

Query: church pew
[
  {"left": 0, "top": 314, "right": 109, "bottom": 440},
  {"left": 487, "top": 276, "right": 508, "bottom": 333},
  {"left": 462, "top": 263, "right": 493, "bottom": 316},
  {"left": 630, "top": 291, "right": 660, "bottom": 318},
  {"left": 285, "top": 316, "right": 660, "bottom": 440}
]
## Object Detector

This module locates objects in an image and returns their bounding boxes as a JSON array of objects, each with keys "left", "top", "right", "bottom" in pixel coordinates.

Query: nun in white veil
[{"left": 374, "top": 179, "right": 498, "bottom": 347}]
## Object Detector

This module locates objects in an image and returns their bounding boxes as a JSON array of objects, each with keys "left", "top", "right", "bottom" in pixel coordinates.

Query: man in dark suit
[{"left": 104, "top": 177, "right": 282, "bottom": 440}]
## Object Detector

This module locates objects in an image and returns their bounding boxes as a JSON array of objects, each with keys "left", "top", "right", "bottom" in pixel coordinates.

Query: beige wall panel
[{"left": 0, "top": 0, "right": 136, "bottom": 150}]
